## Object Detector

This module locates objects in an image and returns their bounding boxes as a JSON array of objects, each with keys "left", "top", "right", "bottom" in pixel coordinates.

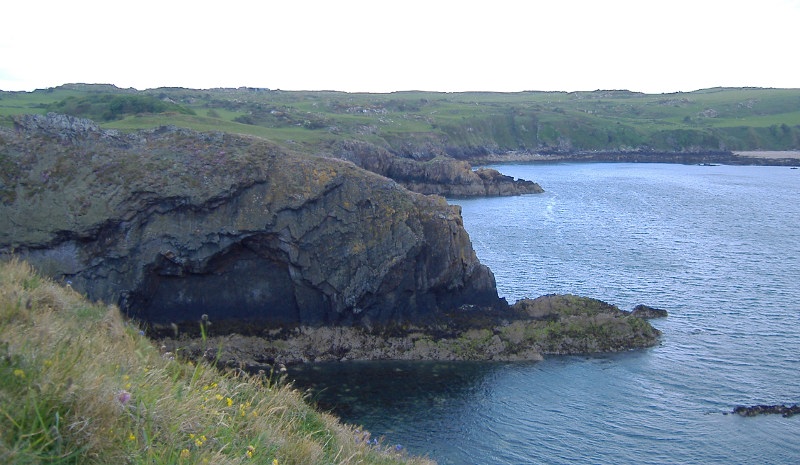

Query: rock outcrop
[
  {"left": 1, "top": 113, "right": 502, "bottom": 333},
  {"left": 732, "top": 404, "right": 800, "bottom": 417},
  {"left": 510, "top": 295, "right": 662, "bottom": 354},
  {"left": 631, "top": 304, "right": 669, "bottom": 319},
  {"left": 156, "top": 293, "right": 662, "bottom": 367},
  {"left": 325, "top": 140, "right": 543, "bottom": 197}
]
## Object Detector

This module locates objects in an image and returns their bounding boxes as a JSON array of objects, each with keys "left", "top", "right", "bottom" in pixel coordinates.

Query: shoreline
[
  {"left": 470, "top": 150, "right": 800, "bottom": 166},
  {"left": 732, "top": 150, "right": 800, "bottom": 160},
  {"left": 158, "top": 296, "right": 665, "bottom": 370}
]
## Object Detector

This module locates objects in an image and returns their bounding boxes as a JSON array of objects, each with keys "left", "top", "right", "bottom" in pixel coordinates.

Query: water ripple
[{"left": 291, "top": 164, "right": 800, "bottom": 465}]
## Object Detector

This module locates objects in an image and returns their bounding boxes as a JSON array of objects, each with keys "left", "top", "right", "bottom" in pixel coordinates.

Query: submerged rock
[{"left": 733, "top": 404, "right": 800, "bottom": 417}]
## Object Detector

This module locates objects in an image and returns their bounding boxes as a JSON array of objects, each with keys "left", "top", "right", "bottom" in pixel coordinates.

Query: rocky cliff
[
  {"left": 0, "top": 113, "right": 502, "bottom": 333},
  {"left": 323, "top": 140, "right": 543, "bottom": 197}
]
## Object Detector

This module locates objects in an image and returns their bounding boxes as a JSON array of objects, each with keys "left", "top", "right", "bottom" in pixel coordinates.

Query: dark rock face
[
  {"left": 326, "top": 140, "right": 543, "bottom": 197},
  {"left": 1, "top": 114, "right": 502, "bottom": 333}
]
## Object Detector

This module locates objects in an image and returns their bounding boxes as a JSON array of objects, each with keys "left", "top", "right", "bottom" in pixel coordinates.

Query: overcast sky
[{"left": 2, "top": 0, "right": 799, "bottom": 94}]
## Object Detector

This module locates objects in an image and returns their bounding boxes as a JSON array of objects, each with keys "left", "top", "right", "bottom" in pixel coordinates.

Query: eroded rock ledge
[{"left": 161, "top": 294, "right": 664, "bottom": 368}]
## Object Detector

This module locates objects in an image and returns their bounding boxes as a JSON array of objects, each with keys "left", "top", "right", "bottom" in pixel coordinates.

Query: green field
[{"left": 2, "top": 84, "right": 799, "bottom": 153}]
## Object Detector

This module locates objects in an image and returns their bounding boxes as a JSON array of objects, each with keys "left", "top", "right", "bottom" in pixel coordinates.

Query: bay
[{"left": 289, "top": 163, "right": 800, "bottom": 464}]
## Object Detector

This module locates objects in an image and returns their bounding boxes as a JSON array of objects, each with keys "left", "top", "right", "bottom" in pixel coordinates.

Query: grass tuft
[{"left": 0, "top": 259, "right": 433, "bottom": 465}]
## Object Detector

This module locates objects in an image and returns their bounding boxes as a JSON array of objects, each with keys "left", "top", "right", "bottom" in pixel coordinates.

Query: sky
[{"left": 2, "top": 0, "right": 799, "bottom": 94}]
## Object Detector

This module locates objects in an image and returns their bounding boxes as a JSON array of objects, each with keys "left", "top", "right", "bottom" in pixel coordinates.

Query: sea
[{"left": 288, "top": 163, "right": 800, "bottom": 464}]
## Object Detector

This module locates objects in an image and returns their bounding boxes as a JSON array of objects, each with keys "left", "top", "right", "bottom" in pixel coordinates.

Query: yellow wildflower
[
  {"left": 246, "top": 445, "right": 255, "bottom": 459},
  {"left": 226, "top": 397, "right": 233, "bottom": 407},
  {"left": 195, "top": 438, "right": 203, "bottom": 447},
  {"left": 180, "top": 449, "right": 191, "bottom": 459},
  {"left": 128, "top": 433, "right": 136, "bottom": 441},
  {"left": 13, "top": 369, "right": 25, "bottom": 379},
  {"left": 273, "top": 459, "right": 279, "bottom": 465},
  {"left": 215, "top": 394, "right": 224, "bottom": 401}
]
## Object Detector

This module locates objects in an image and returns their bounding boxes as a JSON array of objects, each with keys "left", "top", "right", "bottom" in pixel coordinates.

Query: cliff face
[
  {"left": 1, "top": 114, "right": 501, "bottom": 332},
  {"left": 325, "top": 140, "right": 543, "bottom": 197}
]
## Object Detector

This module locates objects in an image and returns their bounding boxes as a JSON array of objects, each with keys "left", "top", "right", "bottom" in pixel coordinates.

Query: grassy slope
[
  {"left": 2, "top": 85, "right": 799, "bottom": 151},
  {"left": 0, "top": 260, "right": 432, "bottom": 465}
]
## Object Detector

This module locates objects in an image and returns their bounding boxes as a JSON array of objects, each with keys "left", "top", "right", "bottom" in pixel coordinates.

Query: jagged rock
[
  {"left": 1, "top": 113, "right": 502, "bottom": 333},
  {"left": 631, "top": 304, "right": 669, "bottom": 319},
  {"left": 14, "top": 112, "right": 102, "bottom": 137},
  {"left": 327, "top": 140, "right": 543, "bottom": 197}
]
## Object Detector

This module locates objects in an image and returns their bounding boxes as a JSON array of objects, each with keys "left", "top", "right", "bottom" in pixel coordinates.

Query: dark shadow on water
[{"left": 286, "top": 360, "right": 509, "bottom": 423}]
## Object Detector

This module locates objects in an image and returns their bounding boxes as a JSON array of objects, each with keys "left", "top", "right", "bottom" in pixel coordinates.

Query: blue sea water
[{"left": 289, "top": 163, "right": 800, "bottom": 464}]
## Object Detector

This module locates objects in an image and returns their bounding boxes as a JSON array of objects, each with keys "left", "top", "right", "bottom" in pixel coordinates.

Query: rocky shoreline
[{"left": 159, "top": 295, "right": 666, "bottom": 369}]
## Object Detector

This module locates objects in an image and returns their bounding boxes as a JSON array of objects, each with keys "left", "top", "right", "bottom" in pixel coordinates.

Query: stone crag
[
  {"left": 324, "top": 139, "right": 543, "bottom": 197},
  {"left": 1, "top": 113, "right": 501, "bottom": 334}
]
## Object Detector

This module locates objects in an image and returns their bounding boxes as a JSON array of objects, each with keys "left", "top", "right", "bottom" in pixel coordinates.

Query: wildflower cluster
[
  {"left": 354, "top": 428, "right": 407, "bottom": 458},
  {"left": 190, "top": 433, "right": 208, "bottom": 448}
]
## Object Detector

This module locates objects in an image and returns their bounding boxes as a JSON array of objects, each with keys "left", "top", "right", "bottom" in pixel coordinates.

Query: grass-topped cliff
[
  {"left": 0, "top": 259, "right": 432, "bottom": 465},
  {"left": 2, "top": 84, "right": 799, "bottom": 158}
]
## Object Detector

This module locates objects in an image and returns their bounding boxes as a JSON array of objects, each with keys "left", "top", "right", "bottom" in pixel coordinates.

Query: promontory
[{"left": 0, "top": 112, "right": 662, "bottom": 366}]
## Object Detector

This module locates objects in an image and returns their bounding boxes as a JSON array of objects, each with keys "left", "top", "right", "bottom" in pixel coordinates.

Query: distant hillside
[{"left": 2, "top": 84, "right": 799, "bottom": 161}]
